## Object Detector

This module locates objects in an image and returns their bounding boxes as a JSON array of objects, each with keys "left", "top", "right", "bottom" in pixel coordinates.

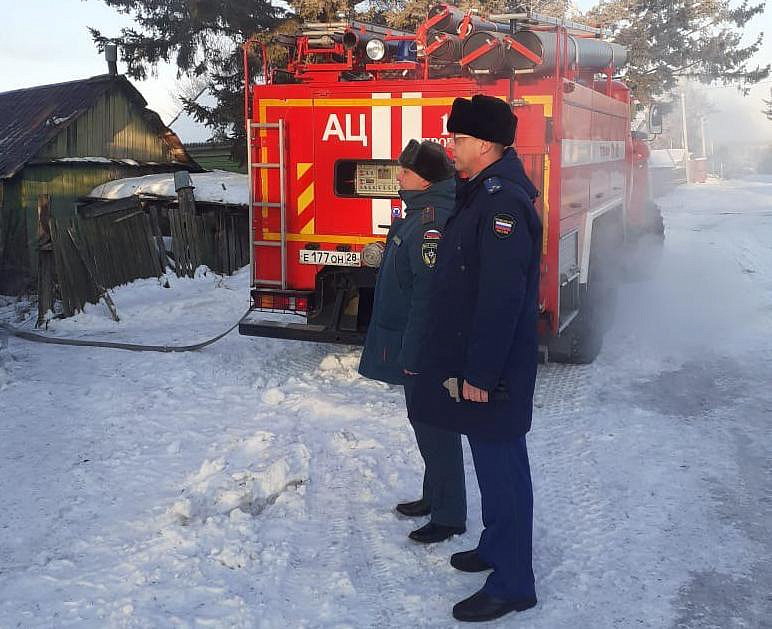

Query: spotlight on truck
[{"left": 365, "top": 38, "right": 387, "bottom": 61}]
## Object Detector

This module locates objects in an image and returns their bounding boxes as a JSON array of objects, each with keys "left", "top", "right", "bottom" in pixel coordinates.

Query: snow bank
[
  {"left": 170, "top": 439, "right": 310, "bottom": 525},
  {"left": 88, "top": 170, "right": 248, "bottom": 206},
  {"left": 0, "top": 296, "right": 26, "bottom": 389},
  {"left": 37, "top": 266, "right": 250, "bottom": 346},
  {"left": 166, "top": 435, "right": 311, "bottom": 574}
]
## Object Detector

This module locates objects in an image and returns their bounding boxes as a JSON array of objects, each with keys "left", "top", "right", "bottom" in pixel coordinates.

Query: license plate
[{"left": 299, "top": 249, "right": 361, "bottom": 267}]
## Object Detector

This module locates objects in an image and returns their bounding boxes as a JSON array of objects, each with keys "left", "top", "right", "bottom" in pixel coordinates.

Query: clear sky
[
  {"left": 0, "top": 0, "right": 191, "bottom": 135},
  {"left": 0, "top": 0, "right": 770, "bottom": 143}
]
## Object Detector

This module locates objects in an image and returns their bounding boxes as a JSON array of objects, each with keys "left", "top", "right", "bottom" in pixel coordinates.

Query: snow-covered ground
[{"left": 1, "top": 177, "right": 770, "bottom": 628}]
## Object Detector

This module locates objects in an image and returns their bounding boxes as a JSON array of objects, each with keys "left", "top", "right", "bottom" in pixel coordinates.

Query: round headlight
[
  {"left": 362, "top": 242, "right": 385, "bottom": 267},
  {"left": 365, "top": 39, "right": 387, "bottom": 61}
]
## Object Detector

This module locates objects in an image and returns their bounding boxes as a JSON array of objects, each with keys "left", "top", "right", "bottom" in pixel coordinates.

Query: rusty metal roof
[{"left": 0, "top": 74, "right": 200, "bottom": 180}]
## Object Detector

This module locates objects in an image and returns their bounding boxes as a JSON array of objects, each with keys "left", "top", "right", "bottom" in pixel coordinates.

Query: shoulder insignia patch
[
  {"left": 492, "top": 213, "right": 516, "bottom": 238},
  {"left": 421, "top": 206, "right": 435, "bottom": 224},
  {"left": 484, "top": 177, "right": 503, "bottom": 194},
  {"left": 421, "top": 241, "right": 438, "bottom": 268},
  {"left": 423, "top": 228, "right": 442, "bottom": 241}
]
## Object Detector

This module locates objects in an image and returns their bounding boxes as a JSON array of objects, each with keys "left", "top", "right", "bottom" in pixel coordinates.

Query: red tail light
[{"left": 254, "top": 291, "right": 310, "bottom": 313}]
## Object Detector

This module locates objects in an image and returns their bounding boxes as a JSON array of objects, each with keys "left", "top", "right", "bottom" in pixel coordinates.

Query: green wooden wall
[
  {"left": 186, "top": 143, "right": 246, "bottom": 174},
  {"left": 0, "top": 179, "right": 28, "bottom": 292},
  {"left": 36, "top": 89, "right": 176, "bottom": 162}
]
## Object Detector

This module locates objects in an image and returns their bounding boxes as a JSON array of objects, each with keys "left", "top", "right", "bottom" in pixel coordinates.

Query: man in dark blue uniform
[
  {"left": 359, "top": 140, "right": 467, "bottom": 544},
  {"left": 408, "top": 95, "right": 542, "bottom": 622}
]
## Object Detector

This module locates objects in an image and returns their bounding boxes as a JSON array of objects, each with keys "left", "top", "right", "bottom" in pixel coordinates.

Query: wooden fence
[
  {"left": 47, "top": 209, "right": 162, "bottom": 318},
  {"left": 214, "top": 212, "right": 249, "bottom": 276},
  {"left": 168, "top": 208, "right": 248, "bottom": 278},
  {"left": 168, "top": 208, "right": 207, "bottom": 278},
  {"left": 36, "top": 175, "right": 249, "bottom": 323}
]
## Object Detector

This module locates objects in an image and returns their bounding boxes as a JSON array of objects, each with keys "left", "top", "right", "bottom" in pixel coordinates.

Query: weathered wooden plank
[
  {"left": 50, "top": 217, "right": 100, "bottom": 316},
  {"left": 66, "top": 223, "right": 119, "bottom": 322},
  {"left": 228, "top": 214, "right": 237, "bottom": 275},
  {"left": 78, "top": 196, "right": 141, "bottom": 219},
  {"left": 148, "top": 204, "right": 167, "bottom": 271},
  {"left": 36, "top": 195, "right": 55, "bottom": 327}
]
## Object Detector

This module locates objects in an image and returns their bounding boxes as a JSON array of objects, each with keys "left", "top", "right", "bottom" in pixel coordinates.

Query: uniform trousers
[
  {"left": 468, "top": 434, "right": 536, "bottom": 601},
  {"left": 405, "top": 385, "right": 466, "bottom": 528}
]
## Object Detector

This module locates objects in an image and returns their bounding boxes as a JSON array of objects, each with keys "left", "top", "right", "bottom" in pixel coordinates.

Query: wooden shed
[{"left": 0, "top": 73, "right": 201, "bottom": 293}]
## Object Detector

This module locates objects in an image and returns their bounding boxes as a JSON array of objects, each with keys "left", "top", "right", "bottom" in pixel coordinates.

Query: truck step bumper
[{"left": 239, "top": 311, "right": 365, "bottom": 345}]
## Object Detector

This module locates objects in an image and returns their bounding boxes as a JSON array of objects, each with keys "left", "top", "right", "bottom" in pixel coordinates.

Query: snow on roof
[
  {"left": 88, "top": 170, "right": 248, "bottom": 206},
  {"left": 57, "top": 156, "right": 114, "bottom": 163}
]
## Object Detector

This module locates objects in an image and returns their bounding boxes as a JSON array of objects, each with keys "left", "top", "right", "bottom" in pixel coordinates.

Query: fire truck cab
[{"left": 239, "top": 5, "right": 658, "bottom": 363}]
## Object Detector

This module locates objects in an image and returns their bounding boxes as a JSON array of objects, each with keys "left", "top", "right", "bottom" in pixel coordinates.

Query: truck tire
[
  {"left": 546, "top": 275, "right": 611, "bottom": 364},
  {"left": 623, "top": 201, "right": 665, "bottom": 283},
  {"left": 547, "top": 213, "right": 621, "bottom": 364},
  {"left": 650, "top": 201, "right": 665, "bottom": 237}
]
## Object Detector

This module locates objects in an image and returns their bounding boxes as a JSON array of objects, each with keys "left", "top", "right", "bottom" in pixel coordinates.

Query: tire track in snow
[
  {"left": 267, "top": 351, "right": 418, "bottom": 627},
  {"left": 530, "top": 364, "right": 619, "bottom": 605},
  {"left": 273, "top": 431, "right": 391, "bottom": 626}
]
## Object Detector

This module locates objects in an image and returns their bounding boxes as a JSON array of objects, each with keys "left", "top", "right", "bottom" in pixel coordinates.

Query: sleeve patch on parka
[
  {"left": 421, "top": 242, "right": 438, "bottom": 268},
  {"left": 492, "top": 213, "right": 516, "bottom": 238},
  {"left": 421, "top": 206, "right": 435, "bottom": 224},
  {"left": 421, "top": 228, "right": 441, "bottom": 268}
]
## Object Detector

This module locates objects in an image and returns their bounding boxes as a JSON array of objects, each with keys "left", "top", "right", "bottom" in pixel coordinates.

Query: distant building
[
  {"left": 185, "top": 142, "right": 246, "bottom": 174},
  {"left": 0, "top": 73, "right": 202, "bottom": 293}
]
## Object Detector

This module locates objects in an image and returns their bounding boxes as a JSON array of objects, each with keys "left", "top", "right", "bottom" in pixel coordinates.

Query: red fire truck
[{"left": 238, "top": 5, "right": 659, "bottom": 363}]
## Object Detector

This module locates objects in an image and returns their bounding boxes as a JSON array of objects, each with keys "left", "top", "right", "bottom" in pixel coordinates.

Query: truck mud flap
[{"left": 239, "top": 312, "right": 365, "bottom": 345}]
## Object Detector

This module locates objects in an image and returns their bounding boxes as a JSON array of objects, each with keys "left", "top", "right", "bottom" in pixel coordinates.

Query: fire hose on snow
[{"left": 0, "top": 310, "right": 250, "bottom": 353}]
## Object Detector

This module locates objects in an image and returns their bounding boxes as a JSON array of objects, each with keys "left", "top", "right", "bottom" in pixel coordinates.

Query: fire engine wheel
[
  {"left": 651, "top": 201, "right": 665, "bottom": 237},
  {"left": 547, "top": 285, "right": 606, "bottom": 364},
  {"left": 623, "top": 201, "right": 666, "bottom": 283},
  {"left": 548, "top": 233, "right": 620, "bottom": 365}
]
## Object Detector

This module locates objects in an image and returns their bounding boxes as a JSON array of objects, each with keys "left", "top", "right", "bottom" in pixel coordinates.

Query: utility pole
[{"left": 681, "top": 89, "right": 690, "bottom": 183}]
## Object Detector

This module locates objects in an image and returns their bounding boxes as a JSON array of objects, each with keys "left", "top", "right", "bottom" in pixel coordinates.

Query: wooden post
[
  {"left": 228, "top": 214, "right": 237, "bottom": 274},
  {"left": 36, "top": 194, "right": 54, "bottom": 328},
  {"left": 174, "top": 171, "right": 199, "bottom": 277}
]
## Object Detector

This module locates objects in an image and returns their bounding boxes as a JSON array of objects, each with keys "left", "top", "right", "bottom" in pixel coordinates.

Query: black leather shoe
[
  {"left": 395, "top": 499, "right": 430, "bottom": 518},
  {"left": 450, "top": 549, "right": 492, "bottom": 573},
  {"left": 408, "top": 522, "right": 465, "bottom": 543},
  {"left": 452, "top": 589, "right": 537, "bottom": 622}
]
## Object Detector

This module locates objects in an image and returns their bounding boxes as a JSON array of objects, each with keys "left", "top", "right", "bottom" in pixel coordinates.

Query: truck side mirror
[{"left": 649, "top": 104, "right": 663, "bottom": 135}]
